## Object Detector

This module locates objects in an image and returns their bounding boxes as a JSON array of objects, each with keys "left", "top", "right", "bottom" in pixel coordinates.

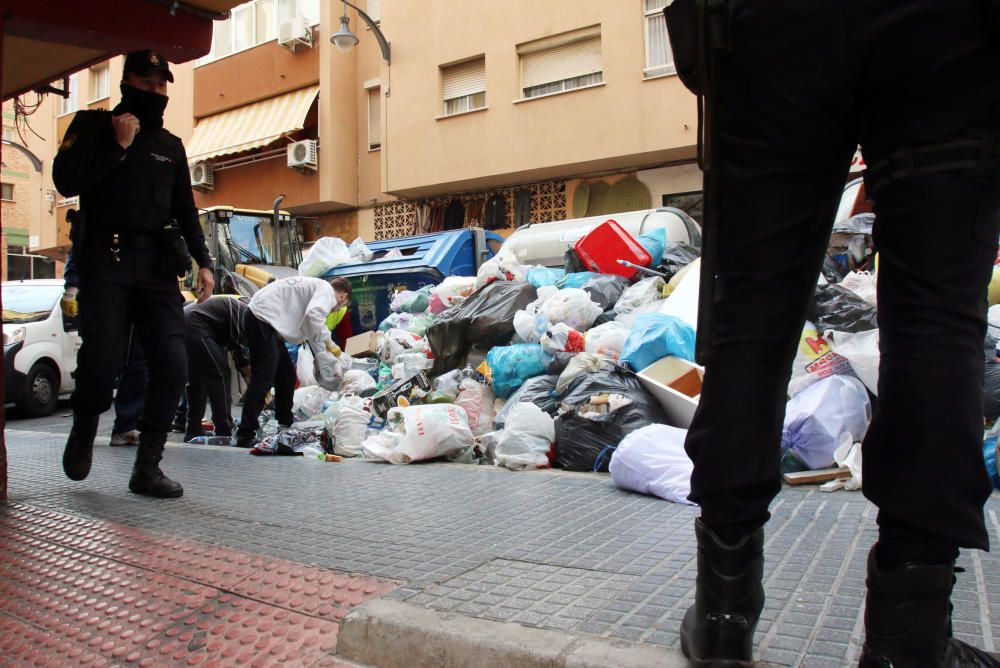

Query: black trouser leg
[
  {"left": 237, "top": 313, "right": 281, "bottom": 439},
  {"left": 273, "top": 345, "right": 296, "bottom": 427},
  {"left": 184, "top": 341, "right": 208, "bottom": 436},
  {"left": 189, "top": 337, "right": 235, "bottom": 436}
]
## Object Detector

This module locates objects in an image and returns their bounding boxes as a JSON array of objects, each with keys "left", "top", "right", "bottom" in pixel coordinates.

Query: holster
[{"left": 160, "top": 220, "right": 192, "bottom": 278}]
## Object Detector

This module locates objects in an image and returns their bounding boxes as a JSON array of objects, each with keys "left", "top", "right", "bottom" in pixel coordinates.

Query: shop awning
[{"left": 186, "top": 85, "right": 320, "bottom": 163}]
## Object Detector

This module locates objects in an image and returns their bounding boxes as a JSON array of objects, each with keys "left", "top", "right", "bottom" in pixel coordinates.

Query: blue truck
[{"left": 320, "top": 228, "right": 505, "bottom": 333}]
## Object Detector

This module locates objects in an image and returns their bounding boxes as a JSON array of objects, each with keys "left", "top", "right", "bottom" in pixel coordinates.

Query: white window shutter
[
  {"left": 368, "top": 87, "right": 381, "bottom": 147},
  {"left": 521, "top": 35, "right": 602, "bottom": 90},
  {"left": 442, "top": 58, "right": 486, "bottom": 101}
]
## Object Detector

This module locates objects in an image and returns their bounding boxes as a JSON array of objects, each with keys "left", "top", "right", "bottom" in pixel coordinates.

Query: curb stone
[{"left": 338, "top": 599, "right": 690, "bottom": 668}]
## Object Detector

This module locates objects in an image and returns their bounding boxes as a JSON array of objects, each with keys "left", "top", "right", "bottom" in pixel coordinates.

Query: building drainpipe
[{"left": 273, "top": 194, "right": 285, "bottom": 268}]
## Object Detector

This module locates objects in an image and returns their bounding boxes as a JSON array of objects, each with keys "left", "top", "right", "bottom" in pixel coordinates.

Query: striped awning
[{"left": 186, "top": 85, "right": 319, "bottom": 162}]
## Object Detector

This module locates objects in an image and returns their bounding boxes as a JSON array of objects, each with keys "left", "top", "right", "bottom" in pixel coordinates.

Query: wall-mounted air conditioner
[
  {"left": 190, "top": 162, "right": 214, "bottom": 191},
  {"left": 278, "top": 16, "right": 313, "bottom": 52},
  {"left": 287, "top": 139, "right": 318, "bottom": 171}
]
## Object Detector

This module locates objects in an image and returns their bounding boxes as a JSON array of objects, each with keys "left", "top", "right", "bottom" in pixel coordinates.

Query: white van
[
  {"left": 501, "top": 207, "right": 702, "bottom": 268},
  {"left": 3, "top": 279, "right": 81, "bottom": 417}
]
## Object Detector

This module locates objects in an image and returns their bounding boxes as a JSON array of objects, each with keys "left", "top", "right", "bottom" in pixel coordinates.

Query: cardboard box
[
  {"left": 371, "top": 371, "right": 431, "bottom": 417},
  {"left": 346, "top": 331, "right": 380, "bottom": 358},
  {"left": 637, "top": 356, "right": 704, "bottom": 429}
]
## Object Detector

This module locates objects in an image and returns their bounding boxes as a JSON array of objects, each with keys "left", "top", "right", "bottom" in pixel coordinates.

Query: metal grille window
[
  {"left": 519, "top": 27, "right": 602, "bottom": 99},
  {"left": 644, "top": 0, "right": 675, "bottom": 76},
  {"left": 368, "top": 86, "right": 381, "bottom": 150},
  {"left": 442, "top": 58, "right": 486, "bottom": 116},
  {"left": 1, "top": 183, "right": 13, "bottom": 201}
]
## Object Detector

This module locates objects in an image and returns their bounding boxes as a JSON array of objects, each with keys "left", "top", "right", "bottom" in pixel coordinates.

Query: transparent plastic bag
[
  {"left": 540, "top": 323, "right": 585, "bottom": 355},
  {"left": 370, "top": 404, "right": 474, "bottom": 464},
  {"left": 556, "top": 352, "right": 614, "bottom": 395},
  {"left": 584, "top": 322, "right": 629, "bottom": 360},
  {"left": 455, "top": 378, "right": 496, "bottom": 436},
  {"left": 542, "top": 288, "right": 603, "bottom": 331},
  {"left": 340, "top": 369, "right": 377, "bottom": 395},
  {"left": 348, "top": 237, "right": 375, "bottom": 263},
  {"left": 333, "top": 395, "right": 371, "bottom": 456},
  {"left": 432, "top": 369, "right": 464, "bottom": 400},
  {"left": 495, "top": 403, "right": 554, "bottom": 470},
  {"left": 298, "top": 237, "right": 352, "bottom": 277},
  {"left": 293, "top": 386, "right": 331, "bottom": 421},
  {"left": 615, "top": 276, "right": 667, "bottom": 314},
  {"left": 487, "top": 344, "right": 553, "bottom": 399},
  {"left": 296, "top": 344, "right": 317, "bottom": 387},
  {"left": 433, "top": 276, "right": 478, "bottom": 308}
]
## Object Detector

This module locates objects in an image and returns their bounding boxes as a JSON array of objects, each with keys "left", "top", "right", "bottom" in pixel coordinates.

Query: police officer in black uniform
[
  {"left": 664, "top": 1, "right": 1000, "bottom": 666},
  {"left": 53, "top": 50, "right": 215, "bottom": 499}
]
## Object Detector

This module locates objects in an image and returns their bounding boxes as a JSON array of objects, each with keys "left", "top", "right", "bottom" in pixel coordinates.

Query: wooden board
[{"left": 783, "top": 467, "right": 852, "bottom": 485}]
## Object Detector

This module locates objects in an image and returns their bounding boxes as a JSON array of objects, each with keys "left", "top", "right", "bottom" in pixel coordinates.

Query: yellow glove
[
  {"left": 326, "top": 342, "right": 342, "bottom": 357},
  {"left": 60, "top": 288, "right": 79, "bottom": 318}
]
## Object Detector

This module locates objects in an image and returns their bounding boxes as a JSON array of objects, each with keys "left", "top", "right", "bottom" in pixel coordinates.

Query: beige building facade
[{"left": 22, "top": 0, "right": 701, "bottom": 259}]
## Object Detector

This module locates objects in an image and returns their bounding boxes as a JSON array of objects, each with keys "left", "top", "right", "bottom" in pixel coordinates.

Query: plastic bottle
[
  {"left": 186, "top": 435, "right": 233, "bottom": 446},
  {"left": 300, "top": 444, "right": 326, "bottom": 462}
]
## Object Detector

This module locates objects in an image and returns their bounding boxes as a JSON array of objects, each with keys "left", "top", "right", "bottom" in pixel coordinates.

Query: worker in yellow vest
[{"left": 325, "top": 277, "right": 353, "bottom": 347}]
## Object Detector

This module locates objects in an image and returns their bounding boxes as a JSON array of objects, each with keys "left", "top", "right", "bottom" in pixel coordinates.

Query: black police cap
[{"left": 123, "top": 50, "right": 174, "bottom": 83}]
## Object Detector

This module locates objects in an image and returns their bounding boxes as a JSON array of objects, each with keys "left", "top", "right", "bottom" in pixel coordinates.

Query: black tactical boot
[
  {"left": 859, "top": 547, "right": 1000, "bottom": 668},
  {"left": 680, "top": 518, "right": 765, "bottom": 668},
  {"left": 63, "top": 414, "right": 99, "bottom": 481},
  {"left": 128, "top": 432, "right": 184, "bottom": 498}
]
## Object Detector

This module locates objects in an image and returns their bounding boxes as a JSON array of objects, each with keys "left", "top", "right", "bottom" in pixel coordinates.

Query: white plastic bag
[
  {"left": 433, "top": 276, "right": 478, "bottom": 307},
  {"left": 542, "top": 289, "right": 603, "bottom": 331},
  {"left": 314, "top": 348, "right": 344, "bottom": 391},
  {"left": 584, "top": 322, "right": 629, "bottom": 360},
  {"left": 609, "top": 424, "right": 695, "bottom": 505},
  {"left": 788, "top": 321, "right": 856, "bottom": 397},
  {"left": 839, "top": 271, "right": 877, "bottom": 305},
  {"left": 615, "top": 298, "right": 668, "bottom": 329},
  {"left": 781, "top": 374, "right": 871, "bottom": 470},
  {"left": 455, "top": 378, "right": 496, "bottom": 436},
  {"left": 298, "top": 237, "right": 352, "bottom": 277},
  {"left": 827, "top": 328, "right": 880, "bottom": 396},
  {"left": 361, "top": 430, "right": 403, "bottom": 461},
  {"left": 381, "top": 329, "right": 428, "bottom": 364},
  {"left": 296, "top": 344, "right": 317, "bottom": 387},
  {"left": 293, "top": 386, "right": 331, "bottom": 421},
  {"left": 333, "top": 395, "right": 371, "bottom": 456},
  {"left": 375, "top": 405, "right": 474, "bottom": 464},
  {"left": 659, "top": 258, "right": 700, "bottom": 330},
  {"left": 348, "top": 237, "right": 375, "bottom": 263},
  {"left": 615, "top": 276, "right": 666, "bottom": 315},
  {"left": 833, "top": 433, "right": 863, "bottom": 490},
  {"left": 494, "top": 403, "right": 554, "bottom": 470},
  {"left": 540, "top": 323, "right": 585, "bottom": 355},
  {"left": 432, "top": 369, "right": 464, "bottom": 400},
  {"left": 556, "top": 352, "right": 614, "bottom": 394},
  {"left": 340, "top": 369, "right": 377, "bottom": 395},
  {"left": 512, "top": 286, "right": 559, "bottom": 343},
  {"left": 475, "top": 247, "right": 528, "bottom": 290}
]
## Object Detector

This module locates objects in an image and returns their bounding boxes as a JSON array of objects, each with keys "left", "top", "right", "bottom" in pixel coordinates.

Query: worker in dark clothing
[
  {"left": 183, "top": 296, "right": 250, "bottom": 443},
  {"left": 665, "top": 1, "right": 1000, "bottom": 667},
  {"left": 53, "top": 50, "right": 215, "bottom": 499}
]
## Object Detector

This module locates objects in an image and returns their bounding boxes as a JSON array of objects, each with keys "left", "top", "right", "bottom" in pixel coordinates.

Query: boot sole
[
  {"left": 128, "top": 485, "right": 184, "bottom": 499},
  {"left": 681, "top": 626, "right": 755, "bottom": 668}
]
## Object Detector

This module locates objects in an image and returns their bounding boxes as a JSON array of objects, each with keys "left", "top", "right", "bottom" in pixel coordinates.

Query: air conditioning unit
[
  {"left": 278, "top": 15, "right": 313, "bottom": 51},
  {"left": 190, "top": 162, "right": 214, "bottom": 191},
  {"left": 287, "top": 139, "right": 318, "bottom": 171}
]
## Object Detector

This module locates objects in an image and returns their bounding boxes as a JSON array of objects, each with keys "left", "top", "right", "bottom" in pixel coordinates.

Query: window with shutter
[
  {"left": 644, "top": 0, "right": 676, "bottom": 76},
  {"left": 368, "top": 87, "right": 382, "bottom": 150},
  {"left": 518, "top": 26, "right": 603, "bottom": 99},
  {"left": 441, "top": 57, "right": 486, "bottom": 116}
]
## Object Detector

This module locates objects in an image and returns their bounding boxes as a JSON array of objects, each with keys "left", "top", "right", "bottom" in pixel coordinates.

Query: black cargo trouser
[
  {"left": 236, "top": 311, "right": 295, "bottom": 440},
  {"left": 73, "top": 247, "right": 187, "bottom": 435},
  {"left": 185, "top": 336, "right": 234, "bottom": 436},
  {"left": 684, "top": 0, "right": 1000, "bottom": 550}
]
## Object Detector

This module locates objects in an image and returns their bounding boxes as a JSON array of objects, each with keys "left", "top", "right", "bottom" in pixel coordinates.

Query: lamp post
[{"left": 330, "top": 0, "right": 390, "bottom": 64}]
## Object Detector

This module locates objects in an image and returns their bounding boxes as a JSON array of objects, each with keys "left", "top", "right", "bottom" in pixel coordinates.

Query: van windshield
[{"left": 2, "top": 284, "right": 61, "bottom": 324}]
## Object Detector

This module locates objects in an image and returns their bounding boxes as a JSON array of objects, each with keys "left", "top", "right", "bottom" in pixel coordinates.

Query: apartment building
[{"left": 27, "top": 0, "right": 700, "bottom": 258}]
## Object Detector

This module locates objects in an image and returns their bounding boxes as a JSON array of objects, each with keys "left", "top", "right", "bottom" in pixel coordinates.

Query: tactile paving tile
[{"left": 0, "top": 502, "right": 399, "bottom": 666}]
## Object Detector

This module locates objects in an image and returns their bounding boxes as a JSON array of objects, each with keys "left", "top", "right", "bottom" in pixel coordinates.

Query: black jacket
[
  {"left": 185, "top": 296, "right": 250, "bottom": 367},
  {"left": 53, "top": 108, "right": 212, "bottom": 269}
]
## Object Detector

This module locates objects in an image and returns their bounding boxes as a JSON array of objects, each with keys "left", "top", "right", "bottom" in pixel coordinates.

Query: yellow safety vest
[{"left": 326, "top": 306, "right": 347, "bottom": 331}]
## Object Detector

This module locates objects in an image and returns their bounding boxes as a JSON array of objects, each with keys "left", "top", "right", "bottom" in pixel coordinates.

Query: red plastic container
[{"left": 574, "top": 219, "right": 652, "bottom": 279}]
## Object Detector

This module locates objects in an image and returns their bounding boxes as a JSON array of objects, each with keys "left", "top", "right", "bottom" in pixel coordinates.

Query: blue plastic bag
[
  {"left": 527, "top": 267, "right": 566, "bottom": 289},
  {"left": 985, "top": 435, "right": 1000, "bottom": 490},
  {"left": 638, "top": 227, "right": 667, "bottom": 267},
  {"left": 619, "top": 314, "right": 696, "bottom": 371},
  {"left": 487, "top": 344, "right": 554, "bottom": 398},
  {"left": 558, "top": 272, "right": 601, "bottom": 289}
]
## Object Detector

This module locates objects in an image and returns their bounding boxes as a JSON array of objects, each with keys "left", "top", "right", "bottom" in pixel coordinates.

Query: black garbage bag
[
  {"left": 546, "top": 352, "right": 576, "bottom": 376},
  {"left": 660, "top": 241, "right": 701, "bottom": 280},
  {"left": 809, "top": 284, "right": 878, "bottom": 333},
  {"left": 427, "top": 281, "right": 537, "bottom": 375},
  {"left": 582, "top": 274, "right": 629, "bottom": 311},
  {"left": 592, "top": 309, "right": 618, "bottom": 327},
  {"left": 553, "top": 370, "right": 668, "bottom": 472},
  {"left": 821, "top": 254, "right": 848, "bottom": 283},
  {"left": 564, "top": 247, "right": 588, "bottom": 274},
  {"left": 492, "top": 374, "right": 560, "bottom": 430}
]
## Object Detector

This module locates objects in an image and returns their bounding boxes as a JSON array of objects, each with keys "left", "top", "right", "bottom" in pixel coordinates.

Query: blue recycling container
[{"left": 321, "top": 229, "right": 504, "bottom": 334}]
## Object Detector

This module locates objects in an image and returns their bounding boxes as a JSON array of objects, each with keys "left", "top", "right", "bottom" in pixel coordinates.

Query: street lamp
[{"left": 330, "top": 0, "right": 391, "bottom": 64}]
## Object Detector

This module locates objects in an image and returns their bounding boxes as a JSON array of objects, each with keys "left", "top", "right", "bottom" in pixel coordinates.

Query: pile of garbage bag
[{"left": 258, "top": 216, "right": 1000, "bottom": 496}]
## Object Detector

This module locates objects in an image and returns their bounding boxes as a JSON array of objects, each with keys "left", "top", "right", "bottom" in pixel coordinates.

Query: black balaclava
[{"left": 118, "top": 83, "right": 168, "bottom": 132}]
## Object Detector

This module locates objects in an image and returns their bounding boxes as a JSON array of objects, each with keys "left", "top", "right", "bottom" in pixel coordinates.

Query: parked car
[{"left": 3, "top": 279, "right": 80, "bottom": 417}]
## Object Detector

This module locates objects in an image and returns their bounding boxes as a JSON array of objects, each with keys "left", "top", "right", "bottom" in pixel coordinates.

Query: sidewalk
[{"left": 3, "top": 427, "right": 999, "bottom": 667}]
